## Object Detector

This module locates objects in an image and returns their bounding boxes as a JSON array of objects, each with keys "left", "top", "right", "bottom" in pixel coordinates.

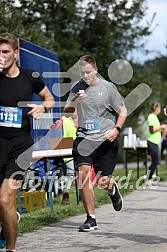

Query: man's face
[
  {"left": 80, "top": 63, "right": 97, "bottom": 85},
  {"left": 0, "top": 43, "right": 18, "bottom": 70}
]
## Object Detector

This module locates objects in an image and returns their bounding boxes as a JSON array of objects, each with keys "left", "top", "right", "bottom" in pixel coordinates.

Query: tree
[
  {"left": 122, "top": 60, "right": 166, "bottom": 132},
  {"left": 0, "top": 0, "right": 48, "bottom": 46},
  {"left": 0, "top": 0, "right": 154, "bottom": 74},
  {"left": 78, "top": 0, "right": 154, "bottom": 79},
  {"left": 0, "top": 0, "right": 23, "bottom": 35},
  {"left": 17, "top": 0, "right": 82, "bottom": 70},
  {"left": 144, "top": 57, "right": 167, "bottom": 115}
]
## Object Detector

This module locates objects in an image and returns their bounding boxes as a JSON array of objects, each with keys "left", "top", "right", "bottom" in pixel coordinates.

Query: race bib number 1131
[{"left": 0, "top": 106, "right": 23, "bottom": 128}]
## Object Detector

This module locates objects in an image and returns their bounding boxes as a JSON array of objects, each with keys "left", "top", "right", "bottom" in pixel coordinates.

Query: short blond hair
[
  {"left": 79, "top": 55, "right": 97, "bottom": 68},
  {"left": 0, "top": 32, "right": 18, "bottom": 50}
]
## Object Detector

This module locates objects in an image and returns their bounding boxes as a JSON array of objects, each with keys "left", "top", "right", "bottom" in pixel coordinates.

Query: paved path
[{"left": 16, "top": 181, "right": 167, "bottom": 252}]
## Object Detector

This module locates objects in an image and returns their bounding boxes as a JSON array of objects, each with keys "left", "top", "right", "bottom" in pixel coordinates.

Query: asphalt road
[{"left": 16, "top": 181, "right": 167, "bottom": 252}]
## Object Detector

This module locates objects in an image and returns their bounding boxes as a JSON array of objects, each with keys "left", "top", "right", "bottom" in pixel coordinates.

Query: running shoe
[
  {"left": 108, "top": 182, "right": 123, "bottom": 211},
  {"left": 0, "top": 224, "right": 6, "bottom": 249},
  {"left": 79, "top": 215, "right": 98, "bottom": 232}
]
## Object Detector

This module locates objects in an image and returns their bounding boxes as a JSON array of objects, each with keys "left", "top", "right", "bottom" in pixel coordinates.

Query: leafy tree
[
  {"left": 0, "top": 0, "right": 23, "bottom": 35},
  {"left": 0, "top": 0, "right": 48, "bottom": 46},
  {"left": 0, "top": 0, "right": 154, "bottom": 74},
  {"left": 123, "top": 61, "right": 166, "bottom": 132},
  {"left": 78, "top": 0, "right": 154, "bottom": 79},
  {"left": 17, "top": 0, "right": 82, "bottom": 70},
  {"left": 146, "top": 56, "right": 167, "bottom": 83},
  {"left": 144, "top": 57, "right": 167, "bottom": 117}
]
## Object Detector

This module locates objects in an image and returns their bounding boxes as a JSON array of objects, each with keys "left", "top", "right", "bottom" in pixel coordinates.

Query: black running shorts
[
  {"left": 0, "top": 136, "right": 34, "bottom": 185},
  {"left": 73, "top": 137, "right": 119, "bottom": 176}
]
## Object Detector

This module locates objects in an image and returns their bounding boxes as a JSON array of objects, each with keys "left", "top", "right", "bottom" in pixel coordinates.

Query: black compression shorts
[
  {"left": 73, "top": 137, "right": 119, "bottom": 176},
  {"left": 0, "top": 135, "right": 33, "bottom": 185}
]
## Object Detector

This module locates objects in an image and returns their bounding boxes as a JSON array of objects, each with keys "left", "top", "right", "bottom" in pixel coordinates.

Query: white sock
[{"left": 89, "top": 214, "right": 96, "bottom": 219}]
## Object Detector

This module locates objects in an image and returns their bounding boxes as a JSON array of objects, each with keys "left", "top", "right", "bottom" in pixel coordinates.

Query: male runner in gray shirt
[{"left": 64, "top": 55, "right": 127, "bottom": 232}]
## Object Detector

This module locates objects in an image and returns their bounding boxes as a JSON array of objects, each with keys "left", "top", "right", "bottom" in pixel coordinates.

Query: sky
[{"left": 131, "top": 0, "right": 167, "bottom": 63}]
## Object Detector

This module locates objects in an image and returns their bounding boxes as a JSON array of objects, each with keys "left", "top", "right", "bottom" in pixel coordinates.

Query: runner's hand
[
  {"left": 50, "top": 119, "right": 63, "bottom": 129},
  {"left": 72, "top": 90, "right": 87, "bottom": 102},
  {"left": 27, "top": 104, "right": 45, "bottom": 119},
  {"left": 104, "top": 128, "right": 119, "bottom": 142}
]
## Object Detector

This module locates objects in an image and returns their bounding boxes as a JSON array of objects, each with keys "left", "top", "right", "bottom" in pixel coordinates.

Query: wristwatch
[
  {"left": 42, "top": 104, "right": 47, "bottom": 113},
  {"left": 114, "top": 126, "right": 121, "bottom": 133}
]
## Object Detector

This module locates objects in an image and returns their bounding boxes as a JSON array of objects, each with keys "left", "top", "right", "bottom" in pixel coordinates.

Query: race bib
[
  {"left": 0, "top": 106, "right": 23, "bottom": 128},
  {"left": 82, "top": 117, "right": 100, "bottom": 134}
]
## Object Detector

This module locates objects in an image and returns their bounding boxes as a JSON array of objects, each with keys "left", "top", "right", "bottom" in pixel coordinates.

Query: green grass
[{"left": 18, "top": 163, "right": 167, "bottom": 235}]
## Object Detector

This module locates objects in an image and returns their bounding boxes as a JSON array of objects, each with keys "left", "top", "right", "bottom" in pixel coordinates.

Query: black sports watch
[{"left": 114, "top": 126, "right": 121, "bottom": 133}]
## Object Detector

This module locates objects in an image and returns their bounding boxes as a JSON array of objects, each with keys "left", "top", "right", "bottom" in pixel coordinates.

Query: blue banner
[{"left": 19, "top": 38, "right": 62, "bottom": 150}]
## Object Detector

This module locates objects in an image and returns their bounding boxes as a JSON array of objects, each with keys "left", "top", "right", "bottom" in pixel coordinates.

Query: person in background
[
  {"left": 64, "top": 55, "right": 127, "bottom": 232},
  {"left": 0, "top": 33, "right": 54, "bottom": 251},
  {"left": 146, "top": 103, "right": 167, "bottom": 185},
  {"left": 161, "top": 130, "right": 167, "bottom": 156},
  {"left": 161, "top": 107, "right": 167, "bottom": 157},
  {"left": 51, "top": 112, "right": 78, "bottom": 204}
]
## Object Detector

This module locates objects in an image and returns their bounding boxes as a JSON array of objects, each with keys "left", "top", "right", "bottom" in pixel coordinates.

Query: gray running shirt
[{"left": 66, "top": 78, "right": 124, "bottom": 141}]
